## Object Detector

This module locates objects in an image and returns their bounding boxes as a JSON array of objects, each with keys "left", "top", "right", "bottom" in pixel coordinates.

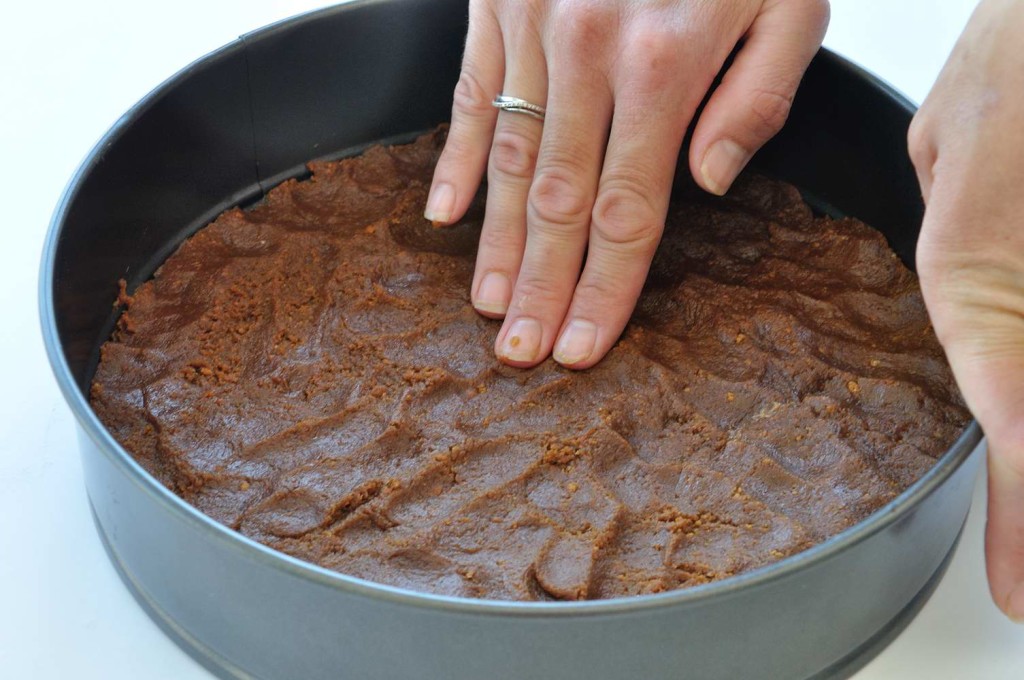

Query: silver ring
[{"left": 491, "top": 95, "right": 546, "bottom": 121}]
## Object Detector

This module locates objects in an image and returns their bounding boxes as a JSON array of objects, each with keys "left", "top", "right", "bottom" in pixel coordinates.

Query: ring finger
[{"left": 470, "top": 22, "right": 549, "bottom": 318}]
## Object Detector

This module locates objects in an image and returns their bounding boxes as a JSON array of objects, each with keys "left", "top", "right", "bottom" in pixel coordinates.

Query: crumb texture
[{"left": 91, "top": 128, "right": 969, "bottom": 601}]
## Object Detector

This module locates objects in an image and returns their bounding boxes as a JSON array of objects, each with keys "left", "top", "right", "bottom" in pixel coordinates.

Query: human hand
[
  {"left": 425, "top": 0, "right": 829, "bottom": 368},
  {"left": 908, "top": 0, "right": 1024, "bottom": 622}
]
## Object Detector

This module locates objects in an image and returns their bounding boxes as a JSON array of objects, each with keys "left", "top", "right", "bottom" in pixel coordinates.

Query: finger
[
  {"left": 425, "top": 2, "right": 504, "bottom": 226},
  {"left": 941, "top": 339, "right": 1024, "bottom": 620},
  {"left": 689, "top": 0, "right": 830, "bottom": 195},
  {"left": 553, "top": 33, "right": 695, "bottom": 369},
  {"left": 470, "top": 19, "right": 549, "bottom": 318},
  {"left": 936, "top": 278, "right": 1024, "bottom": 621},
  {"left": 916, "top": 185, "right": 1024, "bottom": 621},
  {"left": 494, "top": 18, "right": 615, "bottom": 366},
  {"left": 988, "top": 436, "right": 1024, "bottom": 622}
]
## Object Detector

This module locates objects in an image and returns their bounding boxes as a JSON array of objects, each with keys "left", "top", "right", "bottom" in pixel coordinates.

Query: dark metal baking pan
[{"left": 40, "top": 1, "right": 983, "bottom": 678}]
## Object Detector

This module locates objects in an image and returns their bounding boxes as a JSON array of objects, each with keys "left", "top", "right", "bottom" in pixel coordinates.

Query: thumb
[{"left": 917, "top": 195, "right": 1024, "bottom": 620}]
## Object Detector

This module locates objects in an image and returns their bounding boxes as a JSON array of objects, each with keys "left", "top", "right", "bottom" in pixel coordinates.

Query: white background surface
[{"left": 2, "top": 0, "right": 1023, "bottom": 678}]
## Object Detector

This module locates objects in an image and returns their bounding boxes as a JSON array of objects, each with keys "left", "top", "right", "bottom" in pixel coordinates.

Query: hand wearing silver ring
[{"left": 425, "top": 0, "right": 829, "bottom": 371}]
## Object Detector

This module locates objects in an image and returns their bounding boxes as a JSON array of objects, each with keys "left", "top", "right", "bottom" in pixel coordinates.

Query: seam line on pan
[{"left": 239, "top": 33, "right": 266, "bottom": 195}]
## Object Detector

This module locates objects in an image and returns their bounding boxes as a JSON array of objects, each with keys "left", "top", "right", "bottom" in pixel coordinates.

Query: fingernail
[
  {"left": 701, "top": 139, "right": 749, "bottom": 196},
  {"left": 474, "top": 271, "right": 511, "bottom": 316},
  {"left": 553, "top": 319, "right": 597, "bottom": 366},
  {"left": 498, "top": 317, "right": 542, "bottom": 363},
  {"left": 424, "top": 182, "right": 455, "bottom": 225},
  {"left": 1006, "top": 584, "right": 1024, "bottom": 623}
]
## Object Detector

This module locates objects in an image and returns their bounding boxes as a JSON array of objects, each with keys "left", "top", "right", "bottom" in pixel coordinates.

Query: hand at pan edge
[{"left": 909, "top": 0, "right": 1024, "bottom": 624}]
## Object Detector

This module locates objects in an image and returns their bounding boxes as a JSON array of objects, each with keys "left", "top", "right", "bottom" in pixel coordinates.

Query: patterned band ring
[{"left": 491, "top": 94, "right": 546, "bottom": 121}]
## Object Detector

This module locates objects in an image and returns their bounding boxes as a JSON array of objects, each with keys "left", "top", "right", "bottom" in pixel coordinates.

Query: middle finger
[{"left": 494, "top": 12, "right": 615, "bottom": 366}]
